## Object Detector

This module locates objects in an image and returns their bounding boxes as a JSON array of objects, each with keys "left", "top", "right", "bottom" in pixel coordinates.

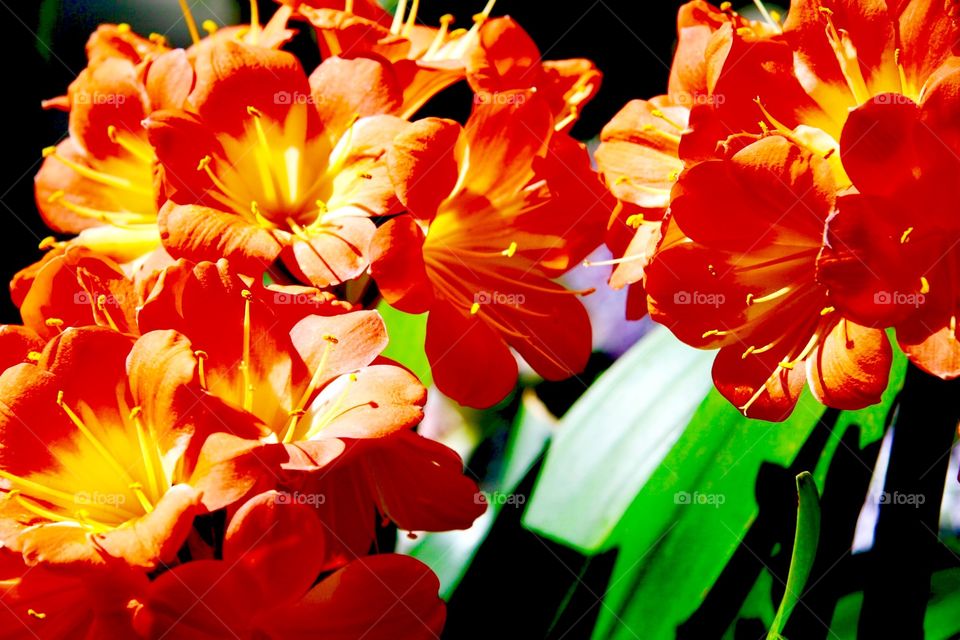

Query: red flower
[
  {"left": 135, "top": 491, "right": 446, "bottom": 640},
  {"left": 466, "top": 16, "right": 601, "bottom": 132},
  {"left": 645, "top": 135, "right": 891, "bottom": 420},
  {"left": 139, "top": 259, "right": 484, "bottom": 566},
  {"left": 0, "top": 327, "right": 261, "bottom": 568},
  {"left": 147, "top": 40, "right": 407, "bottom": 287},
  {"left": 0, "top": 548, "right": 148, "bottom": 639},
  {"left": 818, "top": 63, "right": 960, "bottom": 378},
  {"left": 371, "top": 92, "right": 613, "bottom": 407}
]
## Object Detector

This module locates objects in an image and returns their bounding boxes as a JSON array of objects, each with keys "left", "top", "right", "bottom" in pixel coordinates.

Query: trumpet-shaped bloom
[
  {"left": 295, "top": 0, "right": 494, "bottom": 118},
  {"left": 139, "top": 259, "right": 484, "bottom": 565},
  {"left": 818, "top": 63, "right": 960, "bottom": 378},
  {"left": 0, "top": 327, "right": 261, "bottom": 568},
  {"left": 645, "top": 135, "right": 891, "bottom": 420},
  {"left": 467, "top": 16, "right": 601, "bottom": 133},
  {"left": 370, "top": 91, "right": 613, "bottom": 408},
  {"left": 135, "top": 491, "right": 446, "bottom": 640},
  {"left": 147, "top": 41, "right": 407, "bottom": 286}
]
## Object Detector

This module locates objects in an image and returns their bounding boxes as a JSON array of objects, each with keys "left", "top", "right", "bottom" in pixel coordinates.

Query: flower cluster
[
  {"left": 598, "top": 0, "right": 960, "bottom": 421},
  {"left": 2, "top": 1, "right": 610, "bottom": 637}
]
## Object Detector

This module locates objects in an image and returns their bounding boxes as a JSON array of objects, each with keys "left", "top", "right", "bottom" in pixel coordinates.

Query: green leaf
[
  {"left": 403, "top": 391, "right": 554, "bottom": 598},
  {"left": 592, "top": 344, "right": 907, "bottom": 640},
  {"left": 523, "top": 326, "right": 715, "bottom": 552},
  {"left": 376, "top": 302, "right": 432, "bottom": 388},
  {"left": 768, "top": 472, "right": 821, "bottom": 639},
  {"left": 593, "top": 389, "right": 826, "bottom": 640}
]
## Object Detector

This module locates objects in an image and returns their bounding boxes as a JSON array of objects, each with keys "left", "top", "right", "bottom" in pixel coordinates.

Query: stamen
[
  {"left": 281, "top": 334, "right": 339, "bottom": 443},
  {"left": 920, "top": 276, "right": 930, "bottom": 294},
  {"left": 751, "top": 0, "right": 782, "bottom": 32},
  {"left": 42, "top": 147, "right": 153, "bottom": 196},
  {"left": 47, "top": 191, "right": 153, "bottom": 226},
  {"left": 38, "top": 236, "right": 59, "bottom": 250},
  {"left": 306, "top": 373, "right": 359, "bottom": 436},
  {"left": 107, "top": 125, "right": 155, "bottom": 164},
  {"left": 178, "top": 0, "right": 201, "bottom": 45},
  {"left": 45, "top": 318, "right": 64, "bottom": 334},
  {"left": 501, "top": 242, "right": 518, "bottom": 258},
  {"left": 27, "top": 610, "right": 46, "bottom": 620},
  {"left": 402, "top": 0, "right": 421, "bottom": 37},
  {"left": 240, "top": 290, "right": 254, "bottom": 412},
  {"left": 702, "top": 329, "right": 729, "bottom": 338},
  {"left": 194, "top": 350, "right": 208, "bottom": 389},
  {"left": 130, "top": 406, "right": 166, "bottom": 502},
  {"left": 247, "top": 107, "right": 280, "bottom": 204},
  {"left": 391, "top": 0, "right": 409, "bottom": 34},
  {"left": 641, "top": 123, "right": 681, "bottom": 144},
  {"left": 649, "top": 109, "right": 685, "bottom": 132},
  {"left": 746, "top": 286, "right": 791, "bottom": 305},
  {"left": 582, "top": 253, "right": 647, "bottom": 268},
  {"left": 424, "top": 14, "right": 455, "bottom": 59},
  {"left": 248, "top": 0, "right": 261, "bottom": 43},
  {"left": 470, "top": 302, "right": 481, "bottom": 315},
  {"left": 57, "top": 391, "right": 138, "bottom": 488},
  {"left": 900, "top": 226, "right": 913, "bottom": 244},
  {"left": 128, "top": 482, "right": 154, "bottom": 514},
  {"left": 96, "top": 295, "right": 120, "bottom": 332},
  {"left": 202, "top": 19, "right": 218, "bottom": 35},
  {"left": 819, "top": 7, "right": 870, "bottom": 104}
]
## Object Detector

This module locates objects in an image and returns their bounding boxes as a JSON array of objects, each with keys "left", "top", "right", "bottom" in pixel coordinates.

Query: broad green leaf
[
  {"left": 376, "top": 302, "right": 432, "bottom": 387},
  {"left": 768, "top": 472, "right": 821, "bottom": 639},
  {"left": 403, "top": 391, "right": 554, "bottom": 598},
  {"left": 594, "top": 390, "right": 826, "bottom": 640},
  {"left": 593, "top": 347, "right": 907, "bottom": 640},
  {"left": 523, "top": 326, "right": 715, "bottom": 552}
]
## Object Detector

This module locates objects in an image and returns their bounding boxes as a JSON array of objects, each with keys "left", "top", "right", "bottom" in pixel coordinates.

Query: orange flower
[
  {"left": 645, "top": 135, "right": 891, "bottom": 421},
  {"left": 139, "top": 259, "right": 484, "bottom": 565},
  {"left": 295, "top": 0, "right": 496, "bottom": 118},
  {"left": 370, "top": 91, "right": 613, "bottom": 408},
  {"left": 0, "top": 327, "right": 261, "bottom": 569},
  {"left": 146, "top": 40, "right": 407, "bottom": 287},
  {"left": 467, "top": 16, "right": 601, "bottom": 133},
  {"left": 11, "top": 245, "right": 172, "bottom": 340},
  {"left": 594, "top": 2, "right": 777, "bottom": 318},
  {"left": 135, "top": 491, "right": 446, "bottom": 640},
  {"left": 818, "top": 63, "right": 960, "bottom": 378}
]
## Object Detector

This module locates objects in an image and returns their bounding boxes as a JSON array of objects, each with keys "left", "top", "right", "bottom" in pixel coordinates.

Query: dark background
[{"left": 1, "top": 0, "right": 686, "bottom": 324}]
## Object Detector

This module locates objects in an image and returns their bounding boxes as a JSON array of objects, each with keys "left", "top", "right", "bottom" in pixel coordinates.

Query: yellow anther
[
  {"left": 322, "top": 334, "right": 339, "bottom": 344},
  {"left": 470, "top": 302, "right": 481, "bottom": 315},
  {"left": 117, "top": 23, "right": 131, "bottom": 33},
  {"left": 27, "top": 609, "right": 46, "bottom": 620},
  {"left": 38, "top": 236, "right": 57, "bottom": 250},
  {"left": 625, "top": 214, "right": 644, "bottom": 228},
  {"left": 246, "top": 105, "right": 264, "bottom": 118},
  {"left": 26, "top": 351, "right": 41, "bottom": 362},
  {"left": 42, "top": 146, "right": 57, "bottom": 158},
  {"left": 821, "top": 306, "right": 836, "bottom": 316},
  {"left": 501, "top": 242, "right": 518, "bottom": 258},
  {"left": 196, "top": 155, "right": 212, "bottom": 171},
  {"left": 920, "top": 276, "right": 930, "bottom": 294},
  {"left": 202, "top": 19, "right": 218, "bottom": 34},
  {"left": 241, "top": 289, "right": 253, "bottom": 300},
  {"left": 900, "top": 227, "right": 914, "bottom": 244}
]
